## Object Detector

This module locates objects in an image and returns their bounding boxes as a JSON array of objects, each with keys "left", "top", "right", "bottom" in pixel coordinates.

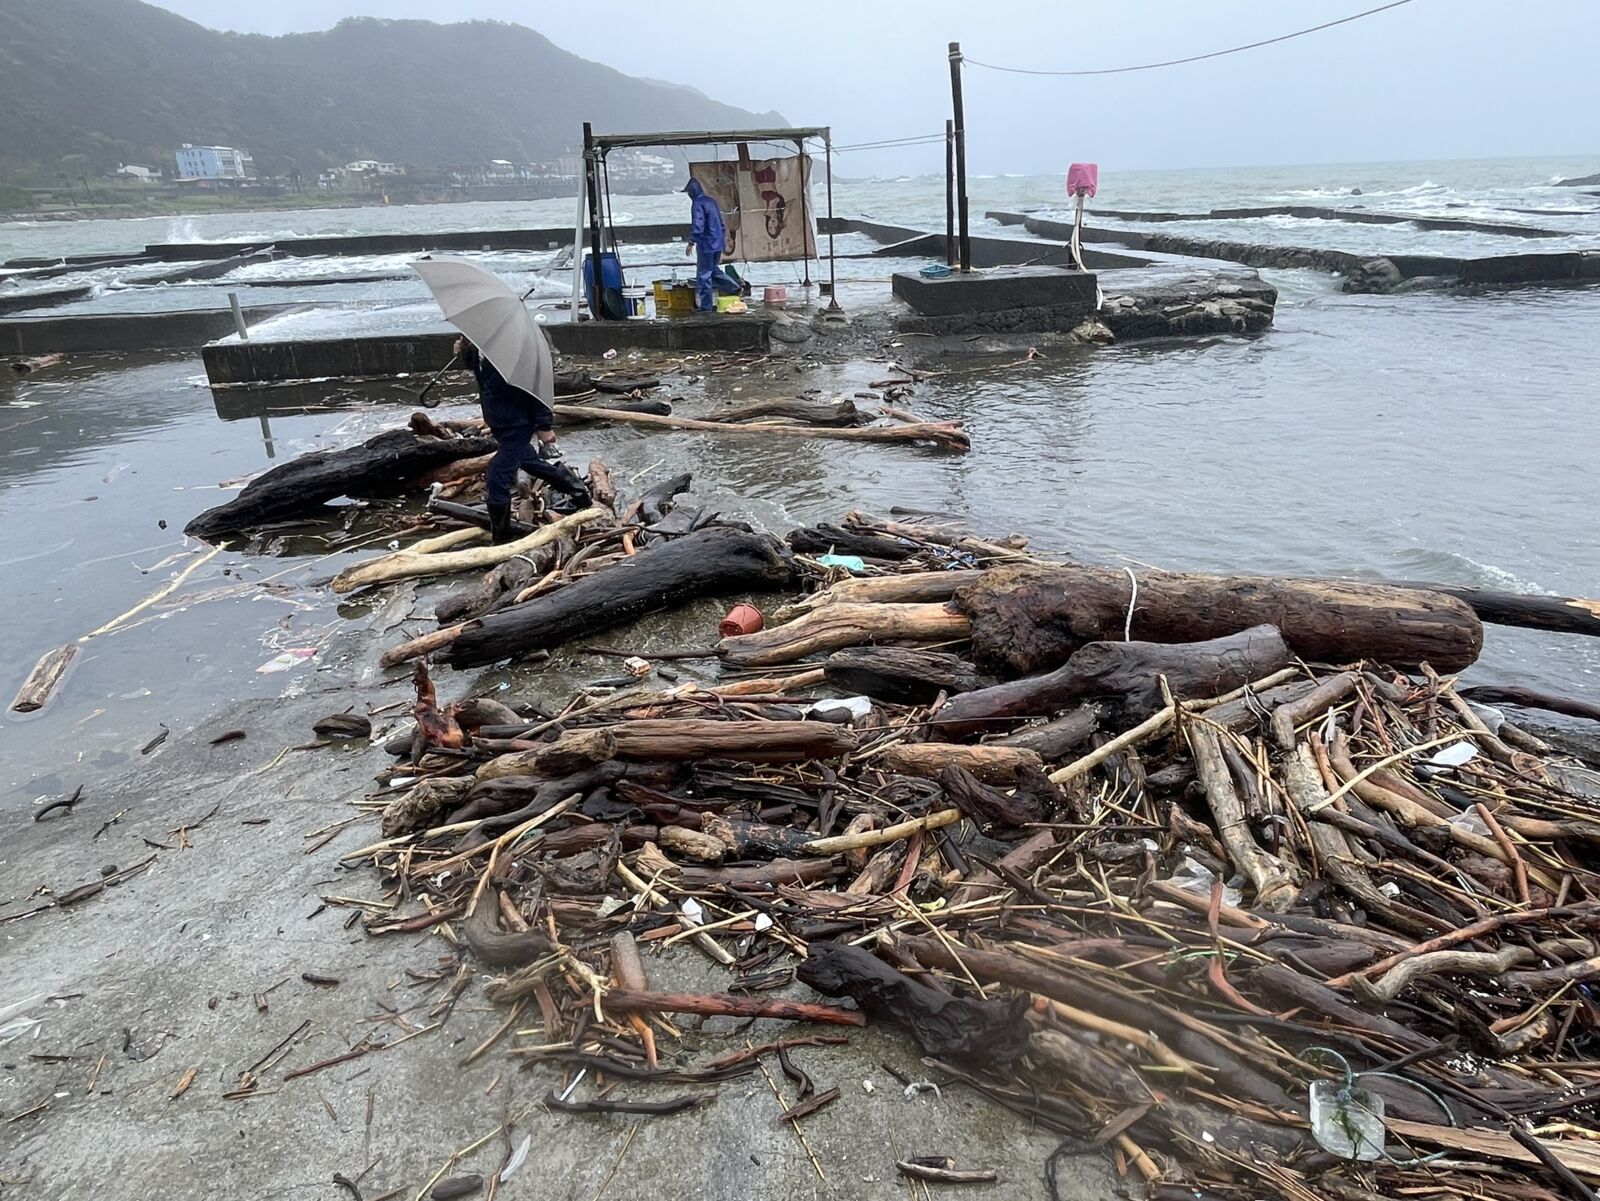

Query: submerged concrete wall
[
  {"left": 995, "top": 212, "right": 1600, "bottom": 288},
  {"left": 0, "top": 306, "right": 291, "bottom": 356}
]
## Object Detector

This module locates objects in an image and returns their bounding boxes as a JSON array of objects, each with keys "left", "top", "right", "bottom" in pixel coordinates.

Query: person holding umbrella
[
  {"left": 455, "top": 335, "right": 590, "bottom": 540},
  {"left": 411, "top": 257, "right": 590, "bottom": 544}
]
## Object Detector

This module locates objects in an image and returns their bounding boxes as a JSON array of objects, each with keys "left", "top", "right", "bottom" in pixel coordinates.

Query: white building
[
  {"left": 113, "top": 164, "right": 161, "bottom": 184},
  {"left": 345, "top": 160, "right": 404, "bottom": 176},
  {"left": 174, "top": 144, "right": 254, "bottom": 181}
]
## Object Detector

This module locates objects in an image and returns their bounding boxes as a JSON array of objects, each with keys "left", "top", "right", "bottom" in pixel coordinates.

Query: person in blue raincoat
[{"left": 683, "top": 178, "right": 742, "bottom": 311}]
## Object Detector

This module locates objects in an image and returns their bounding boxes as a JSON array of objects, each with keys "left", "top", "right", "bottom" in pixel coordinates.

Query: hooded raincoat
[{"left": 684, "top": 178, "right": 741, "bottom": 310}]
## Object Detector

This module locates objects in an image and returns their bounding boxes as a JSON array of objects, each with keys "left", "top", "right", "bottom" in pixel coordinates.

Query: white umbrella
[{"left": 412, "top": 257, "right": 554, "bottom": 404}]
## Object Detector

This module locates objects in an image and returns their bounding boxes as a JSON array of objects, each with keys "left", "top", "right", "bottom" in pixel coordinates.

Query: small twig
[{"left": 589, "top": 1124, "right": 640, "bottom": 1201}]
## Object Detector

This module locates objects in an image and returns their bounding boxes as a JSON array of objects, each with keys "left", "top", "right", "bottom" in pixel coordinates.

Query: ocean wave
[{"left": 1386, "top": 548, "right": 1548, "bottom": 594}]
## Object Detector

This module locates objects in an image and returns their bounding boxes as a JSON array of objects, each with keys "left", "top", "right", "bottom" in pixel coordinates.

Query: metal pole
[
  {"left": 825, "top": 132, "right": 839, "bottom": 312},
  {"left": 796, "top": 138, "right": 811, "bottom": 288},
  {"left": 945, "top": 119, "right": 956, "bottom": 267},
  {"left": 582, "top": 122, "right": 607, "bottom": 320},
  {"left": 948, "top": 42, "right": 971, "bottom": 273},
  {"left": 570, "top": 164, "right": 587, "bottom": 319},
  {"left": 228, "top": 291, "right": 248, "bottom": 340}
]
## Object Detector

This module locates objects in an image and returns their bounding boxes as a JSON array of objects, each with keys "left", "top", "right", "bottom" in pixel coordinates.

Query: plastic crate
[{"left": 653, "top": 281, "right": 697, "bottom": 316}]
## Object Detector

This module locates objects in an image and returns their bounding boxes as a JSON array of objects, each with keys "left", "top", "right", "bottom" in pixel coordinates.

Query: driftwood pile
[{"left": 336, "top": 508, "right": 1600, "bottom": 1200}]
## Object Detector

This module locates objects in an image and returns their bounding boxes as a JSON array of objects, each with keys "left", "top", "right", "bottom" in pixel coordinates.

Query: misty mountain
[{"left": 0, "top": 0, "right": 786, "bottom": 178}]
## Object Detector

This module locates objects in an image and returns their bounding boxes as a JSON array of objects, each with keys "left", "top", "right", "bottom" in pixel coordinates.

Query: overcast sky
[{"left": 148, "top": 0, "right": 1594, "bottom": 175}]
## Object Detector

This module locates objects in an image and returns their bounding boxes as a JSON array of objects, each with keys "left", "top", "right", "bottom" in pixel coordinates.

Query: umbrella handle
[{"left": 416, "top": 353, "right": 460, "bottom": 408}]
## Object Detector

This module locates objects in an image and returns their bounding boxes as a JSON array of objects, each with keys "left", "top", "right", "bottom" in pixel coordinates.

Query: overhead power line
[
  {"left": 964, "top": 0, "right": 1416, "bottom": 76},
  {"left": 834, "top": 133, "right": 949, "bottom": 153},
  {"left": 832, "top": 133, "right": 940, "bottom": 152}
]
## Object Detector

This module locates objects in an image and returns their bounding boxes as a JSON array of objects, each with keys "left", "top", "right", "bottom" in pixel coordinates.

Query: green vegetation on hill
[{"left": 0, "top": 0, "right": 785, "bottom": 181}]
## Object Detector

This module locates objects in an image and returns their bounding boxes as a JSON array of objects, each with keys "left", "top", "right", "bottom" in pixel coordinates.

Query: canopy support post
[
  {"left": 582, "top": 121, "right": 608, "bottom": 320},
  {"left": 825, "top": 131, "right": 839, "bottom": 313}
]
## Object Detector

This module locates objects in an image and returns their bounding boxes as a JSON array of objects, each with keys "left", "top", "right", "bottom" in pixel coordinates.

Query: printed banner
[{"left": 689, "top": 152, "right": 817, "bottom": 263}]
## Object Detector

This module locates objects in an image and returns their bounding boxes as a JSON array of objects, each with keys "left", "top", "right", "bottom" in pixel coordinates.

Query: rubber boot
[
  {"left": 544, "top": 462, "right": 591, "bottom": 515},
  {"left": 486, "top": 501, "right": 516, "bottom": 545}
]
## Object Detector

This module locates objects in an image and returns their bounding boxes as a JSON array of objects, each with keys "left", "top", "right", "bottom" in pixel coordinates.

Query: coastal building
[
  {"left": 174, "top": 144, "right": 255, "bottom": 181},
  {"left": 112, "top": 163, "right": 161, "bottom": 184},
  {"left": 345, "top": 160, "right": 404, "bottom": 176}
]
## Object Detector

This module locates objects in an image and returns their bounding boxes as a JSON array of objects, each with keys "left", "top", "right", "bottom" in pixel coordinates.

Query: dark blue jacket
[
  {"left": 685, "top": 178, "right": 726, "bottom": 254},
  {"left": 471, "top": 349, "right": 552, "bottom": 432}
]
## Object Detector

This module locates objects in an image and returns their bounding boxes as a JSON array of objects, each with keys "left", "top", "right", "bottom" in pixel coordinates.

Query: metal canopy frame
[
  {"left": 573, "top": 123, "right": 837, "bottom": 319},
  {"left": 590, "top": 127, "right": 830, "bottom": 151}
]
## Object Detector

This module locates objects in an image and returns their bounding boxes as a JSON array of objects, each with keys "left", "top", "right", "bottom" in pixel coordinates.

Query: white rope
[
  {"left": 1070, "top": 190, "right": 1106, "bottom": 311},
  {"left": 1122, "top": 567, "right": 1139, "bottom": 641}
]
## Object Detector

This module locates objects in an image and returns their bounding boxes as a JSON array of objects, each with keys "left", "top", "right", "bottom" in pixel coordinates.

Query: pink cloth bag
[{"left": 1066, "top": 162, "right": 1099, "bottom": 198}]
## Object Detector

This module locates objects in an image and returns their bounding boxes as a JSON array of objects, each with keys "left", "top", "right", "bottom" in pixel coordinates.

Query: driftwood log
[
  {"left": 550, "top": 403, "right": 970, "bottom": 452},
  {"left": 333, "top": 506, "right": 605, "bottom": 594},
  {"left": 604, "top": 719, "right": 856, "bottom": 763},
  {"left": 1459, "top": 684, "right": 1600, "bottom": 724},
  {"left": 185, "top": 427, "right": 497, "bottom": 540},
  {"left": 431, "top": 537, "right": 567, "bottom": 626},
  {"left": 993, "top": 704, "right": 1103, "bottom": 759},
  {"left": 787, "top": 525, "right": 919, "bottom": 562},
  {"left": 704, "top": 398, "right": 864, "bottom": 426},
  {"left": 632, "top": 473, "right": 692, "bottom": 525},
  {"left": 1382, "top": 580, "right": 1600, "bottom": 638},
  {"left": 11, "top": 644, "right": 78, "bottom": 714},
  {"left": 783, "top": 571, "right": 984, "bottom": 617},
  {"left": 877, "top": 743, "right": 1045, "bottom": 785},
  {"left": 822, "top": 647, "right": 991, "bottom": 705},
  {"left": 557, "top": 397, "right": 671, "bottom": 421},
  {"left": 719, "top": 602, "right": 969, "bottom": 668},
  {"left": 956, "top": 564, "right": 1482, "bottom": 675},
  {"left": 446, "top": 527, "right": 795, "bottom": 668},
  {"left": 930, "top": 625, "right": 1292, "bottom": 737}
]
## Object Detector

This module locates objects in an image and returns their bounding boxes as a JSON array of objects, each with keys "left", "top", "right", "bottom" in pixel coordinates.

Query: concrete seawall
[
  {"left": 200, "top": 312, "right": 775, "bottom": 386},
  {"left": 989, "top": 211, "right": 1600, "bottom": 288},
  {"left": 0, "top": 306, "right": 292, "bottom": 356},
  {"left": 1032, "top": 205, "right": 1579, "bottom": 240}
]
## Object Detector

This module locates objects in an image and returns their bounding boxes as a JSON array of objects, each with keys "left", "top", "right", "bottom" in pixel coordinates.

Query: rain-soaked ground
[{"left": 4, "top": 267, "right": 1599, "bottom": 810}]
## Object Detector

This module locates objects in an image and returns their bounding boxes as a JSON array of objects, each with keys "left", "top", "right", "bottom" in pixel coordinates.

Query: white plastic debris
[
  {"left": 1308, "top": 1079, "right": 1386, "bottom": 1161},
  {"left": 256, "top": 647, "right": 316, "bottom": 674},
  {"left": 752, "top": 912, "right": 774, "bottom": 932},
  {"left": 903, "top": 1080, "right": 943, "bottom": 1100},
  {"left": 499, "top": 1135, "right": 532, "bottom": 1182},
  {"left": 861, "top": 1079, "right": 875, "bottom": 1094},
  {"left": 1428, "top": 741, "right": 1479, "bottom": 769},
  {"left": 0, "top": 994, "right": 46, "bottom": 1045},
  {"left": 805, "top": 696, "right": 873, "bottom": 723},
  {"left": 680, "top": 897, "right": 704, "bottom": 927},
  {"left": 1450, "top": 809, "right": 1492, "bottom": 838},
  {"left": 1167, "top": 856, "right": 1242, "bottom": 908}
]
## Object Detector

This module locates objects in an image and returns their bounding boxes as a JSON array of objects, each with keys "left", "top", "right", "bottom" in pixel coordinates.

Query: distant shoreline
[{"left": 1, "top": 181, "right": 677, "bottom": 225}]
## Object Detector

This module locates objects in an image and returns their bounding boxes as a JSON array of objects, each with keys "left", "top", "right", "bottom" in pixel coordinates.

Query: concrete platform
[
  {"left": 201, "top": 312, "right": 774, "bottom": 386},
  {"left": 892, "top": 265, "right": 1099, "bottom": 318}
]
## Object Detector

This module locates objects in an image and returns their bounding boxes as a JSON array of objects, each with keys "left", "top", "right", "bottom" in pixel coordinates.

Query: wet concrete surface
[{"left": 0, "top": 650, "right": 1115, "bottom": 1201}]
